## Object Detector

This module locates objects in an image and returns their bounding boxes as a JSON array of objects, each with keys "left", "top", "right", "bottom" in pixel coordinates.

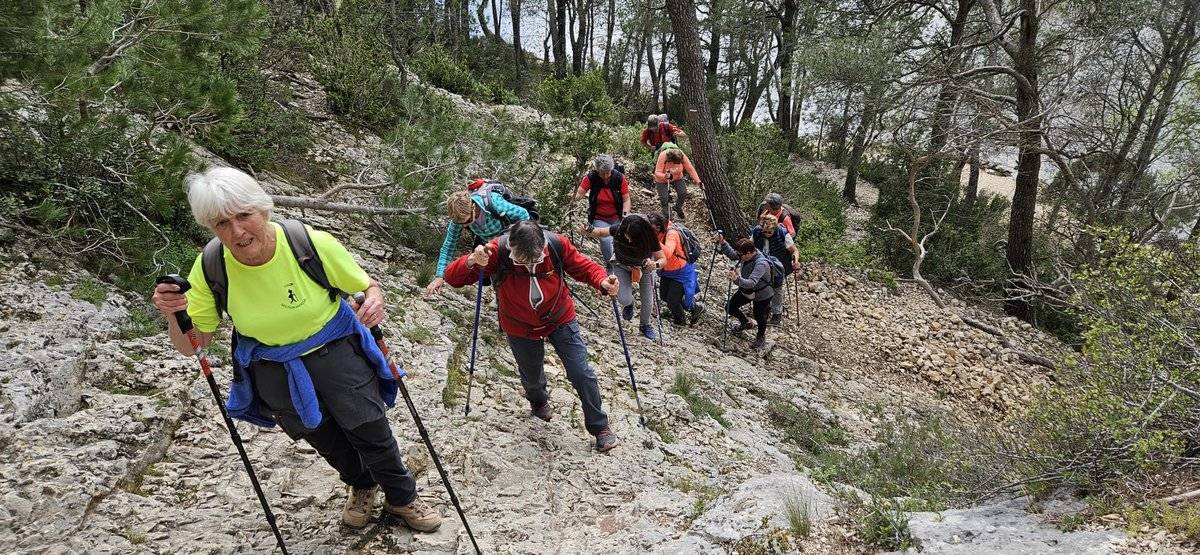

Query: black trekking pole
[
  {"left": 702, "top": 230, "right": 722, "bottom": 304},
  {"left": 648, "top": 268, "right": 665, "bottom": 346},
  {"left": 155, "top": 275, "right": 289, "bottom": 555},
  {"left": 354, "top": 294, "right": 483, "bottom": 555},
  {"left": 720, "top": 265, "right": 736, "bottom": 352},
  {"left": 464, "top": 272, "right": 484, "bottom": 417},
  {"left": 610, "top": 297, "right": 647, "bottom": 427}
]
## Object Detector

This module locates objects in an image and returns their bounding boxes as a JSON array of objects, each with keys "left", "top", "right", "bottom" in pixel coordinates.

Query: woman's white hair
[{"left": 185, "top": 166, "right": 273, "bottom": 228}]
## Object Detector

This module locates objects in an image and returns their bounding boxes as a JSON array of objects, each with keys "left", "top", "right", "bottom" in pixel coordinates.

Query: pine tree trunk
[
  {"left": 963, "top": 146, "right": 980, "bottom": 209},
  {"left": 602, "top": 0, "right": 615, "bottom": 80},
  {"left": 551, "top": 0, "right": 568, "bottom": 77},
  {"left": 511, "top": 0, "right": 524, "bottom": 91},
  {"left": 843, "top": 81, "right": 883, "bottom": 204},
  {"left": 665, "top": 0, "right": 749, "bottom": 239},
  {"left": 646, "top": 30, "right": 660, "bottom": 111},
  {"left": 775, "top": 0, "right": 798, "bottom": 151},
  {"left": 705, "top": 0, "right": 722, "bottom": 128},
  {"left": 1003, "top": 0, "right": 1043, "bottom": 321}
]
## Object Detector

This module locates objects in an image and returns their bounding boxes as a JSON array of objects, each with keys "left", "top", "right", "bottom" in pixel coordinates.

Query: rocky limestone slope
[{"left": 0, "top": 69, "right": 1163, "bottom": 554}]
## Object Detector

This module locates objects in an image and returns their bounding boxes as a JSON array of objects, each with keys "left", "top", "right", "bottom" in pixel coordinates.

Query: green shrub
[
  {"left": 1012, "top": 234, "right": 1198, "bottom": 497},
  {"left": 856, "top": 498, "right": 914, "bottom": 551},
  {"left": 535, "top": 71, "right": 620, "bottom": 123}
]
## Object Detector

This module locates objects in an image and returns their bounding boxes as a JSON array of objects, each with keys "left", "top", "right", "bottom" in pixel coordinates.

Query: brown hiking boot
[
  {"left": 531, "top": 401, "right": 552, "bottom": 422},
  {"left": 341, "top": 486, "right": 379, "bottom": 528},
  {"left": 384, "top": 496, "right": 443, "bottom": 532},
  {"left": 595, "top": 428, "right": 620, "bottom": 452}
]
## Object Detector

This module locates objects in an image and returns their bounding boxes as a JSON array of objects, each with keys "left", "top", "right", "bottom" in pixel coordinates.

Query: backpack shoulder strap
[
  {"left": 279, "top": 219, "right": 339, "bottom": 301},
  {"left": 494, "top": 235, "right": 512, "bottom": 284},
  {"left": 201, "top": 237, "right": 228, "bottom": 317},
  {"left": 544, "top": 231, "right": 566, "bottom": 275}
]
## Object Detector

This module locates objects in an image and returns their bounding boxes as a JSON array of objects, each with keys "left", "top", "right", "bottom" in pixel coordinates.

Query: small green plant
[
  {"left": 859, "top": 498, "right": 914, "bottom": 550},
  {"left": 401, "top": 325, "right": 436, "bottom": 345},
  {"left": 671, "top": 475, "right": 723, "bottom": 525},
  {"left": 647, "top": 419, "right": 676, "bottom": 443},
  {"left": 71, "top": 278, "right": 107, "bottom": 306},
  {"left": 45, "top": 274, "right": 65, "bottom": 287},
  {"left": 670, "top": 371, "right": 731, "bottom": 428},
  {"left": 119, "top": 305, "right": 162, "bottom": 340},
  {"left": 122, "top": 528, "right": 147, "bottom": 545},
  {"left": 1059, "top": 512, "right": 1085, "bottom": 532},
  {"left": 783, "top": 491, "right": 814, "bottom": 539},
  {"left": 763, "top": 392, "right": 848, "bottom": 456}
]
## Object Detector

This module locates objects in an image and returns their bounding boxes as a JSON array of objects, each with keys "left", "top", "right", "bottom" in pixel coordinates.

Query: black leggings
[
  {"left": 727, "top": 293, "right": 769, "bottom": 338},
  {"left": 660, "top": 276, "right": 688, "bottom": 325}
]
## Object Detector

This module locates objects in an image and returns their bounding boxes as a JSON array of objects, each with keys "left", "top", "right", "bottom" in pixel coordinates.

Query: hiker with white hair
[
  {"left": 151, "top": 166, "right": 443, "bottom": 532},
  {"left": 573, "top": 153, "right": 631, "bottom": 267}
]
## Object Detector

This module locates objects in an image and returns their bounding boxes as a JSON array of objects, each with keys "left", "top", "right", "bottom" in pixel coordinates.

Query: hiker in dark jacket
[
  {"left": 151, "top": 166, "right": 441, "bottom": 532},
  {"left": 573, "top": 154, "right": 631, "bottom": 266},
  {"left": 647, "top": 213, "right": 704, "bottom": 326},
  {"left": 716, "top": 236, "right": 774, "bottom": 349},
  {"left": 442, "top": 220, "right": 621, "bottom": 452},
  {"left": 751, "top": 213, "right": 800, "bottom": 325},
  {"left": 585, "top": 214, "right": 666, "bottom": 341}
]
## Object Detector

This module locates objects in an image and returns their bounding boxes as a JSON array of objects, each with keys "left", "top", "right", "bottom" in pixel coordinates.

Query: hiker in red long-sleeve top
[{"left": 443, "top": 220, "right": 622, "bottom": 452}]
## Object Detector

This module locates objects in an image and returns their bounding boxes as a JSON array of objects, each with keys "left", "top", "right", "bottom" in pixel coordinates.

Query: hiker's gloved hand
[
  {"left": 468, "top": 244, "right": 492, "bottom": 268},
  {"left": 424, "top": 277, "right": 445, "bottom": 297},
  {"left": 152, "top": 282, "right": 188, "bottom": 317},
  {"left": 601, "top": 275, "right": 619, "bottom": 297},
  {"left": 727, "top": 270, "right": 738, "bottom": 282},
  {"left": 711, "top": 233, "right": 725, "bottom": 245},
  {"left": 352, "top": 284, "right": 386, "bottom": 328}
]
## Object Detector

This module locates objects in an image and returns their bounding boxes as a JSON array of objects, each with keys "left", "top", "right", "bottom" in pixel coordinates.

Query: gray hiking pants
[
  {"left": 614, "top": 262, "right": 654, "bottom": 327},
  {"left": 656, "top": 180, "right": 688, "bottom": 219}
]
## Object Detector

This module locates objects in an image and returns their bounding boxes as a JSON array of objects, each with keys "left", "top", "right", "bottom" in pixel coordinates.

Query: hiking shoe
[
  {"left": 641, "top": 325, "right": 658, "bottom": 341},
  {"left": 769, "top": 313, "right": 783, "bottom": 326},
  {"left": 688, "top": 303, "right": 706, "bottom": 325},
  {"left": 595, "top": 428, "right": 620, "bottom": 452},
  {"left": 751, "top": 336, "right": 766, "bottom": 350},
  {"left": 622, "top": 304, "right": 634, "bottom": 321},
  {"left": 731, "top": 320, "right": 755, "bottom": 334},
  {"left": 384, "top": 497, "right": 443, "bottom": 532},
  {"left": 676, "top": 207, "right": 687, "bottom": 221},
  {"left": 341, "top": 486, "right": 379, "bottom": 528},
  {"left": 531, "top": 402, "right": 552, "bottom": 422}
]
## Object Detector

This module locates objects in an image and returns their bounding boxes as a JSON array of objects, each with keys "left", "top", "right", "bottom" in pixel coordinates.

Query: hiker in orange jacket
[{"left": 653, "top": 146, "right": 702, "bottom": 221}]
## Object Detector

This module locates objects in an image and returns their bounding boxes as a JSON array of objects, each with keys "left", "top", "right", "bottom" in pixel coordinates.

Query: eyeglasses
[{"left": 510, "top": 249, "right": 546, "bottom": 267}]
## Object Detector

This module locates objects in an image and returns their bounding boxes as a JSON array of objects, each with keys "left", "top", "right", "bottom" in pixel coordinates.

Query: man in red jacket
[{"left": 443, "top": 220, "right": 621, "bottom": 452}]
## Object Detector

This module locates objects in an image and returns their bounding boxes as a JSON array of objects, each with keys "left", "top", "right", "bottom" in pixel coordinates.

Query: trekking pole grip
[
  {"left": 155, "top": 274, "right": 194, "bottom": 333},
  {"left": 352, "top": 293, "right": 386, "bottom": 341}
]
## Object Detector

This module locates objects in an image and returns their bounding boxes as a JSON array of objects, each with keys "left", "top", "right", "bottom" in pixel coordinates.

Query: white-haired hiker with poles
[
  {"left": 572, "top": 154, "right": 631, "bottom": 268},
  {"left": 442, "top": 220, "right": 622, "bottom": 452},
  {"left": 151, "top": 166, "right": 445, "bottom": 536}
]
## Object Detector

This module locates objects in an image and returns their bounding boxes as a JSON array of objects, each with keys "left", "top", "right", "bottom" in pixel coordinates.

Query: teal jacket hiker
[{"left": 435, "top": 192, "right": 531, "bottom": 278}]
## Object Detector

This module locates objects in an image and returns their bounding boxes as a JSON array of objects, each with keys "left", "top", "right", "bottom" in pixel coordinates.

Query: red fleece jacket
[{"left": 443, "top": 235, "right": 609, "bottom": 340}]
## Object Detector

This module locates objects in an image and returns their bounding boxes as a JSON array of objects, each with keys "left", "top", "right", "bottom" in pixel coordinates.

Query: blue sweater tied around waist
[
  {"left": 226, "top": 300, "right": 404, "bottom": 429},
  {"left": 660, "top": 262, "right": 700, "bottom": 311}
]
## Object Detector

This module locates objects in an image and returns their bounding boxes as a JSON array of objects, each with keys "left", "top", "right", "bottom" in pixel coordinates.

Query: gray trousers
[
  {"left": 591, "top": 218, "right": 616, "bottom": 268},
  {"left": 613, "top": 262, "right": 654, "bottom": 326},
  {"left": 771, "top": 282, "right": 785, "bottom": 316},
  {"left": 506, "top": 321, "right": 610, "bottom": 435},
  {"left": 251, "top": 336, "right": 418, "bottom": 506},
  {"left": 656, "top": 180, "right": 688, "bottom": 218}
]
